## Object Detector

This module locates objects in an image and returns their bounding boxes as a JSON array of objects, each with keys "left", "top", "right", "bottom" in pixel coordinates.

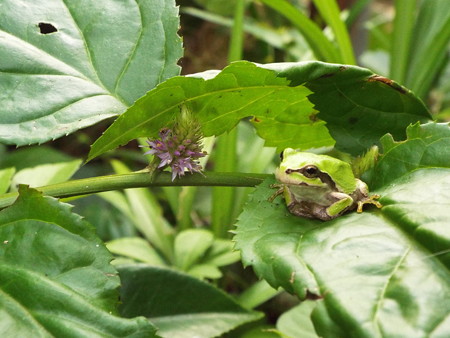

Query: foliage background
[{"left": 0, "top": 0, "right": 449, "bottom": 337}]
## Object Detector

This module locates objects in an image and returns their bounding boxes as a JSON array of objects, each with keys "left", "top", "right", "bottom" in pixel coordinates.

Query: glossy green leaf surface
[
  {"left": 235, "top": 123, "right": 450, "bottom": 336},
  {"left": 0, "top": 0, "right": 182, "bottom": 146},
  {"left": 89, "top": 61, "right": 431, "bottom": 160},
  {"left": 0, "top": 187, "right": 156, "bottom": 337},
  {"left": 119, "top": 264, "right": 263, "bottom": 338}
]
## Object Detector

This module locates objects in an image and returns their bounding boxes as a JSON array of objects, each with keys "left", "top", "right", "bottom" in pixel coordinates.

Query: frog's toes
[
  {"left": 268, "top": 186, "right": 284, "bottom": 202},
  {"left": 357, "top": 195, "right": 382, "bottom": 213}
]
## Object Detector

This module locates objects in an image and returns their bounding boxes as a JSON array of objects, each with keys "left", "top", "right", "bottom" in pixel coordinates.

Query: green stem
[
  {"left": 0, "top": 171, "right": 269, "bottom": 209},
  {"left": 228, "top": 0, "right": 246, "bottom": 61}
]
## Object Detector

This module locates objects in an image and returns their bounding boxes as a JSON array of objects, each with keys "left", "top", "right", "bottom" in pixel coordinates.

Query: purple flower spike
[{"left": 141, "top": 107, "right": 207, "bottom": 180}]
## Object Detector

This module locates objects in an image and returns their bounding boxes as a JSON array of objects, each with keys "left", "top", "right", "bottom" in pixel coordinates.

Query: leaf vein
[{"left": 113, "top": 0, "right": 144, "bottom": 100}]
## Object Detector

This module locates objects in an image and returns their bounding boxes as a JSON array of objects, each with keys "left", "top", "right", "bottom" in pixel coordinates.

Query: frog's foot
[
  {"left": 268, "top": 184, "right": 284, "bottom": 202},
  {"left": 357, "top": 194, "right": 382, "bottom": 213}
]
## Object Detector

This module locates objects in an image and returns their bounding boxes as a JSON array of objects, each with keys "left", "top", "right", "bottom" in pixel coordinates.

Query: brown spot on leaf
[
  {"left": 368, "top": 75, "right": 407, "bottom": 94},
  {"left": 309, "top": 112, "right": 319, "bottom": 122},
  {"left": 252, "top": 117, "right": 261, "bottom": 123}
]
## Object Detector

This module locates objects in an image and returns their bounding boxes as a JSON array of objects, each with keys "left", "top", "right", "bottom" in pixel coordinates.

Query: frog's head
[{"left": 275, "top": 148, "right": 356, "bottom": 194}]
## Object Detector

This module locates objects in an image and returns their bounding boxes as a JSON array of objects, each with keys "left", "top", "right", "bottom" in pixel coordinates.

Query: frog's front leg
[
  {"left": 353, "top": 179, "right": 382, "bottom": 212},
  {"left": 268, "top": 184, "right": 285, "bottom": 202},
  {"left": 326, "top": 192, "right": 354, "bottom": 217}
]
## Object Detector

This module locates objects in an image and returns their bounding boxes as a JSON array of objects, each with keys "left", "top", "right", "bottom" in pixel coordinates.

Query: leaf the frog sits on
[{"left": 270, "top": 148, "right": 382, "bottom": 221}]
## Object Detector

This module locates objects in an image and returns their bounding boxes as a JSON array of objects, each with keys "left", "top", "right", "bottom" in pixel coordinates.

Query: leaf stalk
[{"left": 0, "top": 171, "right": 269, "bottom": 209}]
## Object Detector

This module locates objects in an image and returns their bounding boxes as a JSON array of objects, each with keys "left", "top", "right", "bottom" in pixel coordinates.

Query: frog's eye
[
  {"left": 279, "top": 151, "right": 284, "bottom": 162},
  {"left": 302, "top": 165, "right": 319, "bottom": 178}
]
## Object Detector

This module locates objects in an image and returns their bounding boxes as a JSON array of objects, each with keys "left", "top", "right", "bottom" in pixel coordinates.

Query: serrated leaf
[
  {"left": 234, "top": 123, "right": 450, "bottom": 336},
  {"left": 0, "top": 186, "right": 157, "bottom": 336},
  {"left": 368, "top": 122, "right": 450, "bottom": 189},
  {"left": 89, "top": 61, "right": 431, "bottom": 160},
  {"left": 0, "top": 0, "right": 182, "bottom": 146},
  {"left": 265, "top": 61, "right": 432, "bottom": 155},
  {"left": 87, "top": 61, "right": 327, "bottom": 161},
  {"left": 119, "top": 264, "right": 263, "bottom": 338}
]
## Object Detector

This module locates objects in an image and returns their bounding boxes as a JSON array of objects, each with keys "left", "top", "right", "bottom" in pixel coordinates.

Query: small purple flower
[{"left": 142, "top": 116, "right": 206, "bottom": 180}]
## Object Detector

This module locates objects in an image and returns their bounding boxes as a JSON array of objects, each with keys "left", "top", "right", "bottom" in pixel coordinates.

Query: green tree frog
[{"left": 271, "top": 148, "right": 382, "bottom": 221}]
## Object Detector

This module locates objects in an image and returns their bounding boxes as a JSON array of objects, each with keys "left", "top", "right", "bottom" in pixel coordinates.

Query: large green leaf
[
  {"left": 89, "top": 61, "right": 430, "bottom": 160},
  {"left": 118, "top": 264, "right": 263, "bottom": 338},
  {"left": 266, "top": 61, "right": 432, "bottom": 154},
  {"left": 234, "top": 123, "right": 450, "bottom": 336},
  {"left": 0, "top": 186, "right": 156, "bottom": 337},
  {"left": 367, "top": 122, "right": 450, "bottom": 190},
  {"left": 88, "top": 61, "right": 319, "bottom": 160},
  {"left": 0, "top": 0, "right": 182, "bottom": 146}
]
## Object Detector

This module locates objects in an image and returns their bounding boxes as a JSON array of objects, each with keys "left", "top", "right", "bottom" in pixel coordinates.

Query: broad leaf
[
  {"left": 89, "top": 61, "right": 430, "bottom": 160},
  {"left": 119, "top": 264, "right": 263, "bottom": 338},
  {"left": 0, "top": 186, "right": 156, "bottom": 336},
  {"left": 276, "top": 301, "right": 318, "bottom": 338},
  {"left": 88, "top": 61, "right": 318, "bottom": 160},
  {"left": 367, "top": 122, "right": 450, "bottom": 189},
  {"left": 264, "top": 61, "right": 432, "bottom": 154},
  {"left": 234, "top": 123, "right": 450, "bottom": 336},
  {"left": 0, "top": 0, "right": 182, "bottom": 145}
]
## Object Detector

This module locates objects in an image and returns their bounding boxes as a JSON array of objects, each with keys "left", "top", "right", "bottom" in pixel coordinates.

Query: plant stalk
[{"left": 0, "top": 171, "right": 269, "bottom": 209}]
